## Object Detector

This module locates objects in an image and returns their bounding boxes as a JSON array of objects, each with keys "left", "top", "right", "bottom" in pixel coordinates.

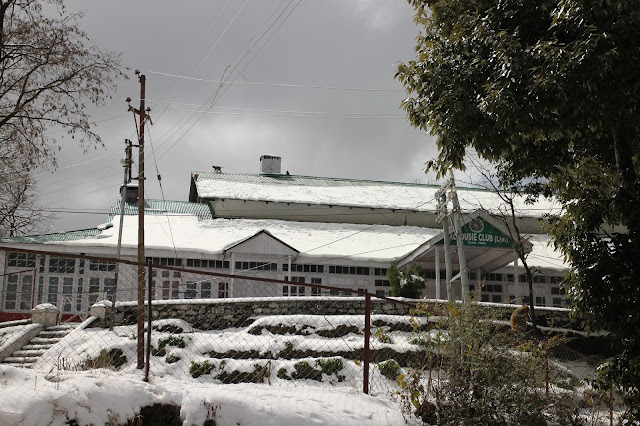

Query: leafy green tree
[
  {"left": 396, "top": 0, "right": 640, "bottom": 417},
  {"left": 387, "top": 264, "right": 426, "bottom": 299}
]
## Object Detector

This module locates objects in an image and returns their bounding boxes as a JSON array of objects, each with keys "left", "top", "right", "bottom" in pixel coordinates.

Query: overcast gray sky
[{"left": 36, "top": 0, "right": 439, "bottom": 233}]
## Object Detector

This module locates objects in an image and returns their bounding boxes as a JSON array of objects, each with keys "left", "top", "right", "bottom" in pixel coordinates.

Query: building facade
[{"left": 0, "top": 156, "right": 568, "bottom": 321}]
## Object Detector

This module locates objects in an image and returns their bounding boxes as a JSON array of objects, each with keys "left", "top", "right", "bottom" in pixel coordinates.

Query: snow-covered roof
[
  {"left": 525, "top": 234, "right": 568, "bottom": 271},
  {"left": 191, "top": 172, "right": 560, "bottom": 217},
  {"left": 53, "top": 214, "right": 441, "bottom": 263}
]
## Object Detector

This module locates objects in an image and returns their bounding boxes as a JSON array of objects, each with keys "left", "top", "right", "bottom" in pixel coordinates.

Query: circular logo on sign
[{"left": 469, "top": 218, "right": 484, "bottom": 233}]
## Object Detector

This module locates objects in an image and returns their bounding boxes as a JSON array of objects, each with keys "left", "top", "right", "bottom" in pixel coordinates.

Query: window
[
  {"left": 49, "top": 257, "right": 75, "bottom": 274},
  {"left": 37, "top": 276, "right": 44, "bottom": 305},
  {"left": 61, "top": 277, "right": 73, "bottom": 312},
  {"left": 549, "top": 276, "right": 563, "bottom": 284},
  {"left": 89, "top": 260, "right": 116, "bottom": 272},
  {"left": 186, "top": 259, "right": 230, "bottom": 269},
  {"left": 310, "top": 278, "right": 322, "bottom": 296},
  {"left": 522, "top": 296, "right": 530, "bottom": 304},
  {"left": 76, "top": 278, "right": 83, "bottom": 312},
  {"left": 533, "top": 275, "right": 547, "bottom": 284},
  {"left": 218, "top": 282, "right": 229, "bottom": 298},
  {"left": 146, "top": 257, "right": 182, "bottom": 267},
  {"left": 491, "top": 295, "right": 502, "bottom": 303},
  {"left": 48, "top": 277, "right": 59, "bottom": 304},
  {"left": 375, "top": 279, "right": 390, "bottom": 287},
  {"left": 535, "top": 296, "right": 546, "bottom": 306},
  {"left": 469, "top": 272, "right": 477, "bottom": 280},
  {"left": 483, "top": 273, "right": 502, "bottom": 282},
  {"left": 519, "top": 274, "right": 528, "bottom": 283},
  {"left": 552, "top": 297, "right": 566, "bottom": 307},
  {"left": 104, "top": 278, "right": 115, "bottom": 302},
  {"left": 507, "top": 274, "right": 514, "bottom": 282},
  {"left": 481, "top": 294, "right": 489, "bottom": 302},
  {"left": 162, "top": 281, "right": 170, "bottom": 300},
  {"left": 171, "top": 281, "right": 179, "bottom": 299},
  {"left": 89, "top": 278, "right": 100, "bottom": 305},
  {"left": 328, "top": 265, "right": 370, "bottom": 275},
  {"left": 374, "top": 268, "right": 387, "bottom": 276},
  {"left": 7, "top": 252, "right": 36, "bottom": 268},
  {"left": 282, "top": 284, "right": 305, "bottom": 297},
  {"left": 201, "top": 281, "right": 212, "bottom": 298},
  {"left": 5, "top": 274, "right": 18, "bottom": 309},
  {"left": 283, "top": 263, "right": 322, "bottom": 273},
  {"left": 186, "top": 282, "right": 197, "bottom": 299},
  {"left": 551, "top": 287, "right": 566, "bottom": 295}
]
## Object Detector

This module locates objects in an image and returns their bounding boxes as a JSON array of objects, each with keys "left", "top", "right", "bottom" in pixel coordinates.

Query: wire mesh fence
[{"left": 0, "top": 248, "right": 618, "bottom": 423}]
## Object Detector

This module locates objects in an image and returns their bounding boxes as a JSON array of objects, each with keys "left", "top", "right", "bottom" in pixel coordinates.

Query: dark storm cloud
[{"left": 36, "top": 0, "right": 438, "bottom": 232}]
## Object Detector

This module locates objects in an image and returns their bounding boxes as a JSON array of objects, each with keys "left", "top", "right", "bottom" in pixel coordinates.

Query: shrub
[
  {"left": 292, "top": 361, "right": 322, "bottom": 381},
  {"left": 153, "top": 335, "right": 187, "bottom": 356},
  {"left": 277, "top": 367, "right": 291, "bottom": 380},
  {"left": 190, "top": 360, "right": 216, "bottom": 378},
  {"left": 82, "top": 348, "right": 127, "bottom": 370},
  {"left": 378, "top": 359, "right": 401, "bottom": 380},
  {"left": 316, "top": 358, "right": 344, "bottom": 376},
  {"left": 165, "top": 354, "right": 181, "bottom": 364},
  {"left": 398, "top": 301, "right": 584, "bottom": 424}
]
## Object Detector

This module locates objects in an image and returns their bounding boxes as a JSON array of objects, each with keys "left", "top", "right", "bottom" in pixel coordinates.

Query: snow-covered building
[{"left": 0, "top": 156, "right": 569, "bottom": 321}]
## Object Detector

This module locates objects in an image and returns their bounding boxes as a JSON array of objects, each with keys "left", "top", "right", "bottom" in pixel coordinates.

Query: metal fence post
[
  {"left": 363, "top": 290, "right": 371, "bottom": 394},
  {"left": 144, "top": 259, "right": 152, "bottom": 382}
]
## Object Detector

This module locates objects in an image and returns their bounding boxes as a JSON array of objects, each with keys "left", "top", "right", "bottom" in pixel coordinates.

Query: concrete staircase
[{"left": 1, "top": 324, "right": 77, "bottom": 368}]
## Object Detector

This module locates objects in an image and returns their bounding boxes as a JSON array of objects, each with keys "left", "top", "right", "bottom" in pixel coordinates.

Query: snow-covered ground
[
  {"left": 0, "top": 365, "right": 417, "bottom": 425},
  {"left": 1, "top": 315, "right": 426, "bottom": 425}
]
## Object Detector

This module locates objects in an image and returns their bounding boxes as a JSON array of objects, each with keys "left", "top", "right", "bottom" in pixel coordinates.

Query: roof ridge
[{"left": 190, "top": 171, "right": 495, "bottom": 192}]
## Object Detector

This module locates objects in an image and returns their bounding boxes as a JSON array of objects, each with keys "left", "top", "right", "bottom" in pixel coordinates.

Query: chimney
[
  {"left": 260, "top": 155, "right": 281, "bottom": 174},
  {"left": 120, "top": 183, "right": 138, "bottom": 203}
]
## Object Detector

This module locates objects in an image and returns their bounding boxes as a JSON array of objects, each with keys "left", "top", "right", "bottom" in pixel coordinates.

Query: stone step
[
  {"left": 39, "top": 330, "right": 71, "bottom": 338},
  {"left": 2, "top": 363, "right": 31, "bottom": 368},
  {"left": 29, "top": 337, "right": 61, "bottom": 345},
  {"left": 48, "top": 324, "right": 78, "bottom": 331},
  {"left": 12, "top": 349, "right": 47, "bottom": 357},
  {"left": 21, "top": 343, "right": 53, "bottom": 351},
  {"left": 3, "top": 356, "right": 38, "bottom": 364}
]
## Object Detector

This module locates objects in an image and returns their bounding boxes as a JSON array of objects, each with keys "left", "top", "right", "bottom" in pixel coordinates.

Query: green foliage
[
  {"left": 82, "top": 348, "right": 127, "bottom": 371},
  {"left": 398, "top": 301, "right": 584, "bottom": 424},
  {"left": 189, "top": 360, "right": 216, "bottom": 378},
  {"left": 152, "top": 335, "right": 187, "bottom": 357},
  {"left": 374, "top": 329, "right": 391, "bottom": 344},
  {"left": 397, "top": 0, "right": 640, "bottom": 418},
  {"left": 292, "top": 361, "right": 322, "bottom": 381},
  {"left": 277, "top": 367, "right": 291, "bottom": 380},
  {"left": 378, "top": 359, "right": 401, "bottom": 381},
  {"left": 386, "top": 264, "right": 426, "bottom": 299},
  {"left": 315, "top": 358, "right": 344, "bottom": 376},
  {"left": 165, "top": 354, "right": 181, "bottom": 364}
]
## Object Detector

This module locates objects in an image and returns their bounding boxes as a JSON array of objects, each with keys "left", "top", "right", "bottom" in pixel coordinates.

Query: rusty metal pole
[
  {"left": 363, "top": 290, "right": 371, "bottom": 394},
  {"left": 136, "top": 73, "right": 146, "bottom": 370},
  {"left": 144, "top": 259, "right": 152, "bottom": 381}
]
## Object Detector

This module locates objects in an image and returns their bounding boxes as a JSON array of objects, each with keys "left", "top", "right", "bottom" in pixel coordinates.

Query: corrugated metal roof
[
  {"left": 0, "top": 228, "right": 103, "bottom": 244},
  {"left": 192, "top": 172, "right": 445, "bottom": 189},
  {"left": 108, "top": 199, "right": 213, "bottom": 221}
]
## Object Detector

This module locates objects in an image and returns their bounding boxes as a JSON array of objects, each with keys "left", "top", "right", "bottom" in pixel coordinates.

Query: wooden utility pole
[{"left": 128, "top": 71, "right": 147, "bottom": 369}]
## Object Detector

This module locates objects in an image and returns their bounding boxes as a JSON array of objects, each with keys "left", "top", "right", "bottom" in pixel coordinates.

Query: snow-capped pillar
[
  {"left": 31, "top": 303, "right": 59, "bottom": 327},
  {"left": 435, "top": 248, "right": 441, "bottom": 300}
]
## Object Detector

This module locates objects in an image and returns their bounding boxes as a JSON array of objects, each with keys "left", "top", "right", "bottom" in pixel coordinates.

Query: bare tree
[
  {"left": 0, "top": 0, "right": 124, "bottom": 236},
  {"left": 463, "top": 157, "right": 540, "bottom": 329}
]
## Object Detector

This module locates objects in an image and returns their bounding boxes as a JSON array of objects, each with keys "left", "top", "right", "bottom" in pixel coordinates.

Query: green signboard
[{"left": 435, "top": 217, "right": 513, "bottom": 248}]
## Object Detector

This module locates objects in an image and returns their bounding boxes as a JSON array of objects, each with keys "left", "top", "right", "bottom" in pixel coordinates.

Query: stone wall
[{"left": 89, "top": 297, "right": 580, "bottom": 331}]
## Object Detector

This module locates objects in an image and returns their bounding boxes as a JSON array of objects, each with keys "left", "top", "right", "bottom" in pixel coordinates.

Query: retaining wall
[{"left": 88, "top": 297, "right": 580, "bottom": 331}]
